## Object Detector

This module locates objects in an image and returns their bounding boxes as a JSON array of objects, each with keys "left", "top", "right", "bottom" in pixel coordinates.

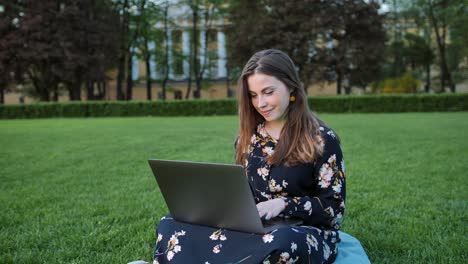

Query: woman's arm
[{"left": 282, "top": 130, "right": 346, "bottom": 230}]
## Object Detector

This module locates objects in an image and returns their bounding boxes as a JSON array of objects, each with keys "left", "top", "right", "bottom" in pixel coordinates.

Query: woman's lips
[{"left": 260, "top": 109, "right": 273, "bottom": 116}]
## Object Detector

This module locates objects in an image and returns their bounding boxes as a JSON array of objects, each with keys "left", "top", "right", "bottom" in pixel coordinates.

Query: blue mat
[{"left": 335, "top": 231, "right": 370, "bottom": 264}]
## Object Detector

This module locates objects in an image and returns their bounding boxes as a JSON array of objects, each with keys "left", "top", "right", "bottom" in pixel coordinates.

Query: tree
[
  {"left": 0, "top": 0, "right": 120, "bottom": 102},
  {"left": 417, "top": 0, "right": 467, "bottom": 92},
  {"left": 115, "top": 0, "right": 130, "bottom": 100},
  {"left": 184, "top": 0, "right": 225, "bottom": 98},
  {"left": 134, "top": 0, "right": 161, "bottom": 101},
  {"left": 228, "top": 0, "right": 386, "bottom": 94},
  {"left": 0, "top": 1, "right": 22, "bottom": 104},
  {"left": 331, "top": 0, "right": 386, "bottom": 94},
  {"left": 58, "top": 0, "right": 120, "bottom": 101},
  {"left": 402, "top": 33, "right": 434, "bottom": 92}
]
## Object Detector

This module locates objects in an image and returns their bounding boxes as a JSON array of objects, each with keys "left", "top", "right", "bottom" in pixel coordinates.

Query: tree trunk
[
  {"left": 38, "top": 83, "right": 50, "bottom": 102},
  {"left": 425, "top": 63, "right": 431, "bottom": 93},
  {"left": 336, "top": 68, "right": 342, "bottom": 95},
  {"left": 117, "top": 0, "right": 129, "bottom": 101},
  {"left": 117, "top": 53, "right": 126, "bottom": 100},
  {"left": 185, "top": 30, "right": 193, "bottom": 99},
  {"left": 192, "top": 1, "right": 200, "bottom": 98},
  {"left": 428, "top": 3, "right": 455, "bottom": 93},
  {"left": 0, "top": 86, "right": 4, "bottom": 104},
  {"left": 53, "top": 83, "right": 59, "bottom": 101},
  {"left": 86, "top": 80, "right": 94, "bottom": 101},
  {"left": 186, "top": 73, "right": 193, "bottom": 99},
  {"left": 160, "top": 0, "right": 170, "bottom": 101},
  {"left": 144, "top": 39, "right": 152, "bottom": 101},
  {"left": 126, "top": 49, "right": 133, "bottom": 100},
  {"left": 72, "top": 81, "right": 82, "bottom": 101},
  {"left": 226, "top": 66, "right": 231, "bottom": 98},
  {"left": 71, "top": 70, "right": 82, "bottom": 101}
]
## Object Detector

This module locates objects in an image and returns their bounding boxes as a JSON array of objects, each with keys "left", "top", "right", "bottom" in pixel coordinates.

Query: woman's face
[{"left": 247, "top": 73, "right": 291, "bottom": 123}]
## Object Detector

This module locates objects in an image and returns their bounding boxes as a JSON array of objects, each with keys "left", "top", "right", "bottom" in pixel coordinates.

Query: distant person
[{"left": 151, "top": 49, "right": 346, "bottom": 263}]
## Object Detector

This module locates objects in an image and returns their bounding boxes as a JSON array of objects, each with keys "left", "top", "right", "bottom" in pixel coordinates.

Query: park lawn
[{"left": 0, "top": 113, "right": 467, "bottom": 263}]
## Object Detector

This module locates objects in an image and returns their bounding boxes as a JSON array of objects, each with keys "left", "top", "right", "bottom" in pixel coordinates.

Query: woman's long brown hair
[{"left": 235, "top": 49, "right": 324, "bottom": 166}]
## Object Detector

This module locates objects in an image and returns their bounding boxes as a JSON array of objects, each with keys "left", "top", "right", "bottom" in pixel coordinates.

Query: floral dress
[{"left": 153, "top": 124, "right": 346, "bottom": 264}]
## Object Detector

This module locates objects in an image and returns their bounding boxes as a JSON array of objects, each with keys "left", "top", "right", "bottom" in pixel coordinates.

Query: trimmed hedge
[{"left": 1, "top": 94, "right": 467, "bottom": 119}]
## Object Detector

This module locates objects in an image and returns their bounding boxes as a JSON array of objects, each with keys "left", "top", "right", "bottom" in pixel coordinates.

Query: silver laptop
[{"left": 148, "top": 159, "right": 302, "bottom": 234}]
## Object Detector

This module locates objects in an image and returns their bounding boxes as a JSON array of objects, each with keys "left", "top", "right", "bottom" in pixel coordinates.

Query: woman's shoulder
[
  {"left": 317, "top": 125, "right": 342, "bottom": 155},
  {"left": 318, "top": 125, "right": 338, "bottom": 141}
]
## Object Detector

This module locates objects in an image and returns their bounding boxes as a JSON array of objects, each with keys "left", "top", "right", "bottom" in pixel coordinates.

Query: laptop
[{"left": 148, "top": 159, "right": 303, "bottom": 234}]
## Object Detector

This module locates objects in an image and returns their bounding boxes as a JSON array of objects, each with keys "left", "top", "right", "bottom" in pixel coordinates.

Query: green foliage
[
  {"left": 1, "top": 94, "right": 468, "bottom": 119},
  {"left": 373, "top": 73, "right": 421, "bottom": 94}
]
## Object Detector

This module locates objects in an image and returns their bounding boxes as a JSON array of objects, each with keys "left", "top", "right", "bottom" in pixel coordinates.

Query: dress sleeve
[{"left": 281, "top": 130, "right": 346, "bottom": 230}]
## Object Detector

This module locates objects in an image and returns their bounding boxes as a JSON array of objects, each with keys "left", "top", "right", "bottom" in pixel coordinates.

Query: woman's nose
[{"left": 257, "top": 96, "right": 267, "bottom": 108}]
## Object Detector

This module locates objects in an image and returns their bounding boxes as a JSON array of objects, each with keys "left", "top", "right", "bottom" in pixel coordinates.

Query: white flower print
[
  {"left": 262, "top": 234, "right": 274, "bottom": 243},
  {"left": 332, "top": 183, "right": 342, "bottom": 193},
  {"left": 319, "top": 126, "right": 324, "bottom": 131},
  {"left": 327, "top": 130, "right": 336, "bottom": 139},
  {"left": 213, "top": 244, "right": 222, "bottom": 254},
  {"left": 291, "top": 242, "right": 297, "bottom": 252},
  {"left": 326, "top": 206, "right": 335, "bottom": 217},
  {"left": 318, "top": 163, "right": 334, "bottom": 188},
  {"left": 262, "top": 146, "right": 274, "bottom": 156},
  {"left": 303, "top": 201, "right": 312, "bottom": 215},
  {"left": 173, "top": 245, "right": 181, "bottom": 253},
  {"left": 306, "top": 234, "right": 318, "bottom": 254},
  {"left": 279, "top": 252, "right": 290, "bottom": 261},
  {"left": 167, "top": 251, "right": 175, "bottom": 261},
  {"left": 260, "top": 191, "right": 272, "bottom": 200},
  {"left": 259, "top": 124, "right": 271, "bottom": 139},
  {"left": 157, "top": 233, "right": 163, "bottom": 243},
  {"left": 209, "top": 231, "right": 219, "bottom": 240},
  {"left": 209, "top": 229, "right": 227, "bottom": 241},
  {"left": 269, "top": 179, "right": 283, "bottom": 192},
  {"left": 165, "top": 230, "right": 186, "bottom": 261},
  {"left": 153, "top": 260, "right": 160, "bottom": 264},
  {"left": 323, "top": 242, "right": 331, "bottom": 260},
  {"left": 169, "top": 235, "right": 179, "bottom": 246},
  {"left": 282, "top": 180, "right": 288, "bottom": 188},
  {"left": 250, "top": 134, "right": 258, "bottom": 144},
  {"left": 327, "top": 154, "right": 336, "bottom": 164},
  {"left": 257, "top": 167, "right": 269, "bottom": 181}
]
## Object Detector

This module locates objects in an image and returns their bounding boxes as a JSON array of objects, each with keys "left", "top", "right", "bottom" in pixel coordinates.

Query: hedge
[{"left": 1, "top": 94, "right": 467, "bottom": 119}]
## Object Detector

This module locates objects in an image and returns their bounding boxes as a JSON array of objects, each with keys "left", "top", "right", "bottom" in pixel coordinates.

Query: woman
[{"left": 152, "top": 49, "right": 346, "bottom": 263}]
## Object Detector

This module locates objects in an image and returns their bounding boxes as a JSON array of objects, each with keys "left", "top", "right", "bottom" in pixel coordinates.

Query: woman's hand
[{"left": 256, "top": 198, "right": 286, "bottom": 220}]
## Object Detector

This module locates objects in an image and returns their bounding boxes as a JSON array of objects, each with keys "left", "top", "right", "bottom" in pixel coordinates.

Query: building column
[
  {"left": 200, "top": 30, "right": 207, "bottom": 77},
  {"left": 167, "top": 29, "right": 174, "bottom": 79},
  {"left": 148, "top": 41, "right": 157, "bottom": 79},
  {"left": 217, "top": 30, "right": 227, "bottom": 78},
  {"left": 182, "top": 31, "right": 190, "bottom": 78},
  {"left": 132, "top": 47, "right": 139, "bottom": 81}
]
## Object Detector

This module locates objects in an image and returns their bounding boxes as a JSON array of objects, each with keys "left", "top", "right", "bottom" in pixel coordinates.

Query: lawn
[{"left": 0, "top": 113, "right": 467, "bottom": 263}]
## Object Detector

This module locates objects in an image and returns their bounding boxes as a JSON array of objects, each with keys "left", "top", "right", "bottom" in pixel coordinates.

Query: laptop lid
[{"left": 148, "top": 159, "right": 270, "bottom": 234}]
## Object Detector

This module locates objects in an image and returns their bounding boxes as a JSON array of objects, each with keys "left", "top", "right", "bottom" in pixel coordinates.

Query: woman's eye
[
  {"left": 265, "top": 91, "right": 273, "bottom": 95},
  {"left": 250, "top": 94, "right": 257, "bottom": 98}
]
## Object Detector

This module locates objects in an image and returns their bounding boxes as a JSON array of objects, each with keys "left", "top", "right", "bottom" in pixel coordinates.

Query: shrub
[{"left": 0, "top": 94, "right": 467, "bottom": 119}]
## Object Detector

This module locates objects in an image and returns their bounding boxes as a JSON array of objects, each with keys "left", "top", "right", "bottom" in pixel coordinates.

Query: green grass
[{"left": 0, "top": 113, "right": 466, "bottom": 263}]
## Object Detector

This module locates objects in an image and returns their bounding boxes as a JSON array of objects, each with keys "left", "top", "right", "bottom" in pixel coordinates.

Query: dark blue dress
[{"left": 153, "top": 124, "right": 346, "bottom": 264}]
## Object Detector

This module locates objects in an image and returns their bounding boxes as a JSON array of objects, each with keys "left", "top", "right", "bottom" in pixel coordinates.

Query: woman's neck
[{"left": 264, "top": 119, "right": 286, "bottom": 140}]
